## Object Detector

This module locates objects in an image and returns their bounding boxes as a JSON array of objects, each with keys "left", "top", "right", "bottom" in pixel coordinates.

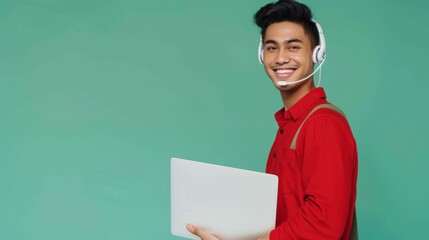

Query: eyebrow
[{"left": 264, "top": 39, "right": 303, "bottom": 45}]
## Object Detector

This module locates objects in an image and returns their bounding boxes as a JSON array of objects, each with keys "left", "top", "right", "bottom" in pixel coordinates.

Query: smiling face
[{"left": 262, "top": 21, "right": 315, "bottom": 93}]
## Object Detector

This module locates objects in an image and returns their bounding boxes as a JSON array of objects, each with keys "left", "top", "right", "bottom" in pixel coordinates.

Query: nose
[{"left": 275, "top": 49, "right": 290, "bottom": 64}]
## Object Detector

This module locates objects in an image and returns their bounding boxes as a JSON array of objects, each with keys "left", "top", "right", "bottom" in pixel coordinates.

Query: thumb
[{"left": 186, "top": 224, "right": 219, "bottom": 240}]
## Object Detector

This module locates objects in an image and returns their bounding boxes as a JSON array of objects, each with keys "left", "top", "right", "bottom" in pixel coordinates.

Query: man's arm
[{"left": 270, "top": 114, "right": 357, "bottom": 239}]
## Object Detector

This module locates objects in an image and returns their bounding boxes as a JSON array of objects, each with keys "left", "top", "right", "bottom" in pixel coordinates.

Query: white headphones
[{"left": 258, "top": 20, "right": 326, "bottom": 64}]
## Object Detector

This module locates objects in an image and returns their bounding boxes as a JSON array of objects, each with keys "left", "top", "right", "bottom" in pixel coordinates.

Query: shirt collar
[{"left": 275, "top": 88, "right": 327, "bottom": 127}]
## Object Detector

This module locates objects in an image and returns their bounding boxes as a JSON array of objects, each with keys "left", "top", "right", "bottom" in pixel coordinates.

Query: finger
[
  {"left": 186, "top": 224, "right": 219, "bottom": 240},
  {"left": 257, "top": 233, "right": 270, "bottom": 240}
]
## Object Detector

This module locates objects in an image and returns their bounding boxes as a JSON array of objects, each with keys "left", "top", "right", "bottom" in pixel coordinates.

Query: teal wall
[{"left": 1, "top": 0, "right": 428, "bottom": 239}]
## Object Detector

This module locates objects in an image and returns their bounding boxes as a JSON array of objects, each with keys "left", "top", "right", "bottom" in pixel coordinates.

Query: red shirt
[{"left": 266, "top": 88, "right": 358, "bottom": 240}]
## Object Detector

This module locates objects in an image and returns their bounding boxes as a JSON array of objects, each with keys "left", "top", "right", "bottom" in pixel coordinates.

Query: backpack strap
[
  {"left": 350, "top": 208, "right": 359, "bottom": 240},
  {"left": 289, "top": 103, "right": 346, "bottom": 150},
  {"left": 288, "top": 103, "right": 358, "bottom": 239}
]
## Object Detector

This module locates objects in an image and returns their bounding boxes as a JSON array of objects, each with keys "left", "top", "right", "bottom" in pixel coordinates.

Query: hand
[
  {"left": 257, "top": 233, "right": 270, "bottom": 240},
  {"left": 186, "top": 224, "right": 220, "bottom": 240}
]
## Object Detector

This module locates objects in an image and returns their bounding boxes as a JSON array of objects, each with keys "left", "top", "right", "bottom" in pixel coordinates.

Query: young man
[{"left": 188, "top": 0, "right": 358, "bottom": 239}]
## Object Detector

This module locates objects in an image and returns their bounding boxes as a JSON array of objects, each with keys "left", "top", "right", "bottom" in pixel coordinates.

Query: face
[{"left": 262, "top": 21, "right": 314, "bottom": 91}]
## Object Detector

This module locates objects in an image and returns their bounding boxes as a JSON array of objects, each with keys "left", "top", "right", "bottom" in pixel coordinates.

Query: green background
[{"left": 1, "top": 0, "right": 428, "bottom": 239}]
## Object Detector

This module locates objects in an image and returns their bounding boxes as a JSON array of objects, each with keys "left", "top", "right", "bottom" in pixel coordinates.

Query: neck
[{"left": 281, "top": 81, "right": 315, "bottom": 109}]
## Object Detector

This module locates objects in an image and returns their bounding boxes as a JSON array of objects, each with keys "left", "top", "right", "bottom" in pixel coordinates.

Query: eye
[
  {"left": 265, "top": 46, "right": 277, "bottom": 52},
  {"left": 289, "top": 45, "right": 301, "bottom": 51}
]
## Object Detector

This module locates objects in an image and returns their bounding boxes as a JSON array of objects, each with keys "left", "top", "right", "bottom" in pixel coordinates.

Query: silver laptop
[{"left": 170, "top": 157, "right": 278, "bottom": 240}]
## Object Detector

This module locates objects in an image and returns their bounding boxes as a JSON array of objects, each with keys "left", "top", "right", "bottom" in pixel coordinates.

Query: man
[{"left": 188, "top": 0, "right": 358, "bottom": 239}]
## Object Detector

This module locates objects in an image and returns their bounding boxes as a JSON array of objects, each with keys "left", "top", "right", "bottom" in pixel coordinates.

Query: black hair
[{"left": 254, "top": 0, "right": 320, "bottom": 47}]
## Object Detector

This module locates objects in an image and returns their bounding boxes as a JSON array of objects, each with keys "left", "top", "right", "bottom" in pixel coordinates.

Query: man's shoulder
[
  {"left": 304, "top": 103, "right": 348, "bottom": 123},
  {"left": 301, "top": 103, "right": 353, "bottom": 135}
]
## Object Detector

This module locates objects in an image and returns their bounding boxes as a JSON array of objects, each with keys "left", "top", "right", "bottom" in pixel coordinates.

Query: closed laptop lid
[{"left": 170, "top": 157, "right": 278, "bottom": 240}]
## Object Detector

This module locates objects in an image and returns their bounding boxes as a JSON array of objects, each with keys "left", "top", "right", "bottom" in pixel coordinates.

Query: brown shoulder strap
[
  {"left": 289, "top": 103, "right": 346, "bottom": 150},
  {"left": 350, "top": 207, "right": 358, "bottom": 240}
]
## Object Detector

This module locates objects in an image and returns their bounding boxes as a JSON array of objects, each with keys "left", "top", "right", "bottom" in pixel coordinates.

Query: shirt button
[
  {"left": 273, "top": 153, "right": 276, "bottom": 158},
  {"left": 279, "top": 129, "right": 284, "bottom": 134}
]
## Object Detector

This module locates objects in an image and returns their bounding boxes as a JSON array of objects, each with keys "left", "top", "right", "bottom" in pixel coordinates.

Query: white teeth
[{"left": 276, "top": 69, "right": 294, "bottom": 74}]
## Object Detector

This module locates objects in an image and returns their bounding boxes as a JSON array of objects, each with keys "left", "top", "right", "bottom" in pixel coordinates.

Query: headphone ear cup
[
  {"left": 312, "top": 45, "right": 326, "bottom": 63},
  {"left": 317, "top": 46, "right": 326, "bottom": 63},
  {"left": 258, "top": 37, "right": 264, "bottom": 64},
  {"left": 312, "top": 45, "right": 321, "bottom": 63}
]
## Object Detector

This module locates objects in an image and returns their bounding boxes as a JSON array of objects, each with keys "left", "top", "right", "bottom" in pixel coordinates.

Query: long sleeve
[{"left": 270, "top": 114, "right": 358, "bottom": 240}]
